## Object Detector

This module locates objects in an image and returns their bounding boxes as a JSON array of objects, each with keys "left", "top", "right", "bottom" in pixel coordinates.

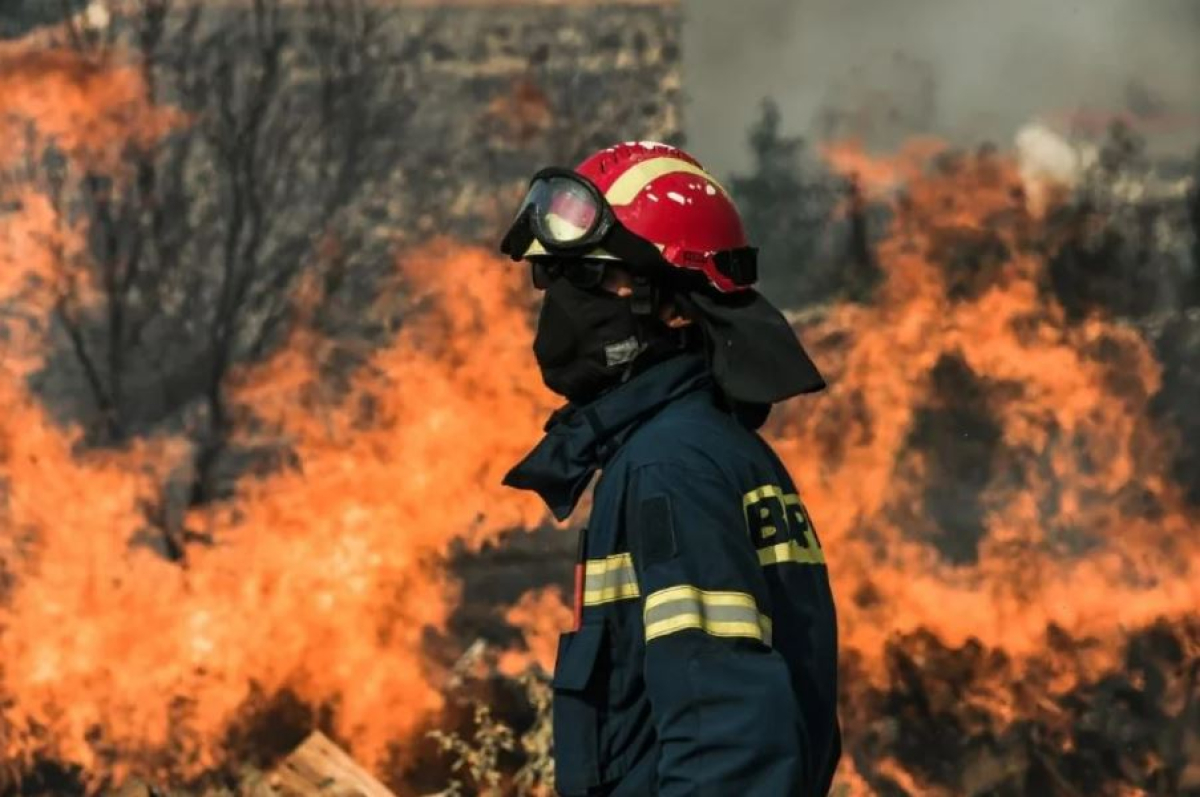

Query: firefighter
[{"left": 500, "top": 142, "right": 841, "bottom": 796}]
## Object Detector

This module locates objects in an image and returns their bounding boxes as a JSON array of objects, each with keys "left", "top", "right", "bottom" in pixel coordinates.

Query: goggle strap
[
  {"left": 500, "top": 205, "right": 536, "bottom": 261},
  {"left": 713, "top": 247, "right": 758, "bottom": 287}
]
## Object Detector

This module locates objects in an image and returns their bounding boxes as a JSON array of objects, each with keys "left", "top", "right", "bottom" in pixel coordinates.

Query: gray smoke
[{"left": 683, "top": 0, "right": 1200, "bottom": 178}]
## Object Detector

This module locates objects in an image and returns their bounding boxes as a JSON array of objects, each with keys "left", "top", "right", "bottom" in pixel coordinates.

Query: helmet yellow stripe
[{"left": 604, "top": 157, "right": 731, "bottom": 207}]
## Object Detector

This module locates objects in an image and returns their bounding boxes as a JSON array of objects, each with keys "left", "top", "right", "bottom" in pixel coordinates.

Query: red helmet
[{"left": 500, "top": 142, "right": 757, "bottom": 293}]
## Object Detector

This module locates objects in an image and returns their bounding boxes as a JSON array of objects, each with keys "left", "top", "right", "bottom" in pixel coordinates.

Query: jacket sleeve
[{"left": 625, "top": 462, "right": 803, "bottom": 797}]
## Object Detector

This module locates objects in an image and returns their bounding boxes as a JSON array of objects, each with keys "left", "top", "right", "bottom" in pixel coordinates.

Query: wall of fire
[{"left": 4, "top": 2, "right": 1200, "bottom": 795}]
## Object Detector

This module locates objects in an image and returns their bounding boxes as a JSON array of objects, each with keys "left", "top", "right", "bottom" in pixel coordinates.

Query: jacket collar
[{"left": 503, "top": 353, "right": 711, "bottom": 520}]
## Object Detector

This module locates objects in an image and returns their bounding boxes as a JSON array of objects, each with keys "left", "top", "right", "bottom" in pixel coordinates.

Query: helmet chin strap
[
  {"left": 629, "top": 275, "right": 657, "bottom": 317},
  {"left": 617, "top": 278, "right": 694, "bottom": 386}
]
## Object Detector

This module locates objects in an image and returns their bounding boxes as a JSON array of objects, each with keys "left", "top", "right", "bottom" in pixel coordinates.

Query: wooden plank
[{"left": 260, "top": 731, "right": 397, "bottom": 797}]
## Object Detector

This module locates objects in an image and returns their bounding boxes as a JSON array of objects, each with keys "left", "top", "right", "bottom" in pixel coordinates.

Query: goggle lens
[{"left": 526, "top": 176, "right": 601, "bottom": 246}]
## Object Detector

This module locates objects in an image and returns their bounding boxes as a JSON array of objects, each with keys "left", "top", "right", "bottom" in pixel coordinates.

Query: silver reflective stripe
[
  {"left": 643, "top": 585, "right": 772, "bottom": 644},
  {"left": 604, "top": 336, "right": 642, "bottom": 367},
  {"left": 583, "top": 552, "right": 640, "bottom": 605}
]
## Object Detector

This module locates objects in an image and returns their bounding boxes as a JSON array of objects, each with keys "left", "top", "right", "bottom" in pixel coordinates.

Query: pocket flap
[{"left": 551, "top": 622, "right": 605, "bottom": 692}]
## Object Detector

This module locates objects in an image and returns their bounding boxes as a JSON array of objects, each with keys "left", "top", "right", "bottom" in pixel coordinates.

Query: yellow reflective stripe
[
  {"left": 584, "top": 581, "right": 640, "bottom": 605},
  {"left": 604, "top": 157, "right": 731, "bottom": 206},
  {"left": 742, "top": 483, "right": 786, "bottom": 509},
  {"left": 584, "top": 552, "right": 634, "bottom": 576},
  {"left": 645, "top": 613, "right": 763, "bottom": 641},
  {"left": 644, "top": 584, "right": 756, "bottom": 612},
  {"left": 758, "top": 538, "right": 826, "bottom": 566},
  {"left": 744, "top": 485, "right": 827, "bottom": 566},
  {"left": 583, "top": 553, "right": 641, "bottom": 605},
  {"left": 643, "top": 586, "right": 771, "bottom": 645}
]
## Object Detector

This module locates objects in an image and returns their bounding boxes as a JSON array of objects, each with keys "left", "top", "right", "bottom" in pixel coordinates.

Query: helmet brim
[{"left": 523, "top": 239, "right": 623, "bottom": 260}]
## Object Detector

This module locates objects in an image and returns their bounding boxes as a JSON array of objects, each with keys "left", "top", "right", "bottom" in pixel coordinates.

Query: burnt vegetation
[
  {"left": 844, "top": 618, "right": 1200, "bottom": 796},
  {"left": 1, "top": 2, "right": 677, "bottom": 794},
  {"left": 1044, "top": 125, "right": 1200, "bottom": 510},
  {"left": 4, "top": 0, "right": 684, "bottom": 569},
  {"left": 4, "top": 0, "right": 413, "bottom": 562}
]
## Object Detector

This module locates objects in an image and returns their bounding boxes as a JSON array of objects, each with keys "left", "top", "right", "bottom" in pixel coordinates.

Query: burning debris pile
[{"left": 2, "top": 1, "right": 1200, "bottom": 796}]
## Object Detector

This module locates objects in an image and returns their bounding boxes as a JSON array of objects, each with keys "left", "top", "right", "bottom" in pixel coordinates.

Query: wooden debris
[{"left": 258, "top": 732, "right": 395, "bottom": 797}]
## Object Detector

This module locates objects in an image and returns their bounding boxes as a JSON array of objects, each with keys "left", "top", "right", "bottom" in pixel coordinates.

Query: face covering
[{"left": 533, "top": 280, "right": 644, "bottom": 404}]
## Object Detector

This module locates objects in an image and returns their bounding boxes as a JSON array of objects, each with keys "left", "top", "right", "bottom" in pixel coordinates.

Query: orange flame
[
  {"left": 0, "top": 45, "right": 177, "bottom": 170},
  {"left": 0, "top": 33, "right": 558, "bottom": 790},
  {"left": 0, "top": 45, "right": 180, "bottom": 377},
  {"left": 785, "top": 143, "right": 1198, "bottom": 661},
  {"left": 0, "top": 241, "right": 555, "bottom": 784},
  {"left": 498, "top": 587, "right": 574, "bottom": 678},
  {"left": 4, "top": 24, "right": 1199, "bottom": 797},
  {"left": 769, "top": 143, "right": 1200, "bottom": 793}
]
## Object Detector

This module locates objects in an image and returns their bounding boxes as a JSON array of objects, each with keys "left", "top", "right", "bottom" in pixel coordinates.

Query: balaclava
[{"left": 533, "top": 278, "right": 685, "bottom": 405}]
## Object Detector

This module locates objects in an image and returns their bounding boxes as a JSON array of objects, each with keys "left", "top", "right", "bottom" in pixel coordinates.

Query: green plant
[
  {"left": 427, "top": 704, "right": 515, "bottom": 797},
  {"left": 512, "top": 671, "right": 553, "bottom": 796}
]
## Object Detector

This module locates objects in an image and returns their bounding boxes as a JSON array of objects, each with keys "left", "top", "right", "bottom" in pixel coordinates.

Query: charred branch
[{"left": 9, "top": 0, "right": 412, "bottom": 558}]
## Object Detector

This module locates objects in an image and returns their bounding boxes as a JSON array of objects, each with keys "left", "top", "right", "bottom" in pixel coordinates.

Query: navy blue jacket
[{"left": 506, "top": 354, "right": 841, "bottom": 796}]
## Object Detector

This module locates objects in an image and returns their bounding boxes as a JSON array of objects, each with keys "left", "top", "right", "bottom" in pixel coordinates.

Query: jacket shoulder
[{"left": 615, "top": 391, "right": 760, "bottom": 479}]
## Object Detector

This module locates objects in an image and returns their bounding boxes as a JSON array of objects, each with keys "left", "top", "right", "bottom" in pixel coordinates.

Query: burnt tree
[
  {"left": 728, "top": 100, "right": 873, "bottom": 309},
  {"left": 13, "top": 0, "right": 412, "bottom": 560}
]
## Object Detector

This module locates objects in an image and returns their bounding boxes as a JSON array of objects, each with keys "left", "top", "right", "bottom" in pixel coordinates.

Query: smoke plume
[{"left": 684, "top": 0, "right": 1200, "bottom": 176}]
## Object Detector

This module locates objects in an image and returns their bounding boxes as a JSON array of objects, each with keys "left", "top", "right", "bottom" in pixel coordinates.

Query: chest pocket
[{"left": 551, "top": 622, "right": 607, "bottom": 795}]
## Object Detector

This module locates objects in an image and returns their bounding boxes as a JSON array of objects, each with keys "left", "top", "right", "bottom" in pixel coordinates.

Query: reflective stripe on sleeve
[
  {"left": 643, "top": 585, "right": 772, "bottom": 645},
  {"left": 757, "top": 538, "right": 825, "bottom": 566},
  {"left": 583, "top": 552, "right": 641, "bottom": 605},
  {"left": 742, "top": 484, "right": 787, "bottom": 507}
]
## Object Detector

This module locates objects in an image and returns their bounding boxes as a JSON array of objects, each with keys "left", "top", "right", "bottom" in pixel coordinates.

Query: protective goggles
[{"left": 499, "top": 168, "right": 664, "bottom": 268}]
